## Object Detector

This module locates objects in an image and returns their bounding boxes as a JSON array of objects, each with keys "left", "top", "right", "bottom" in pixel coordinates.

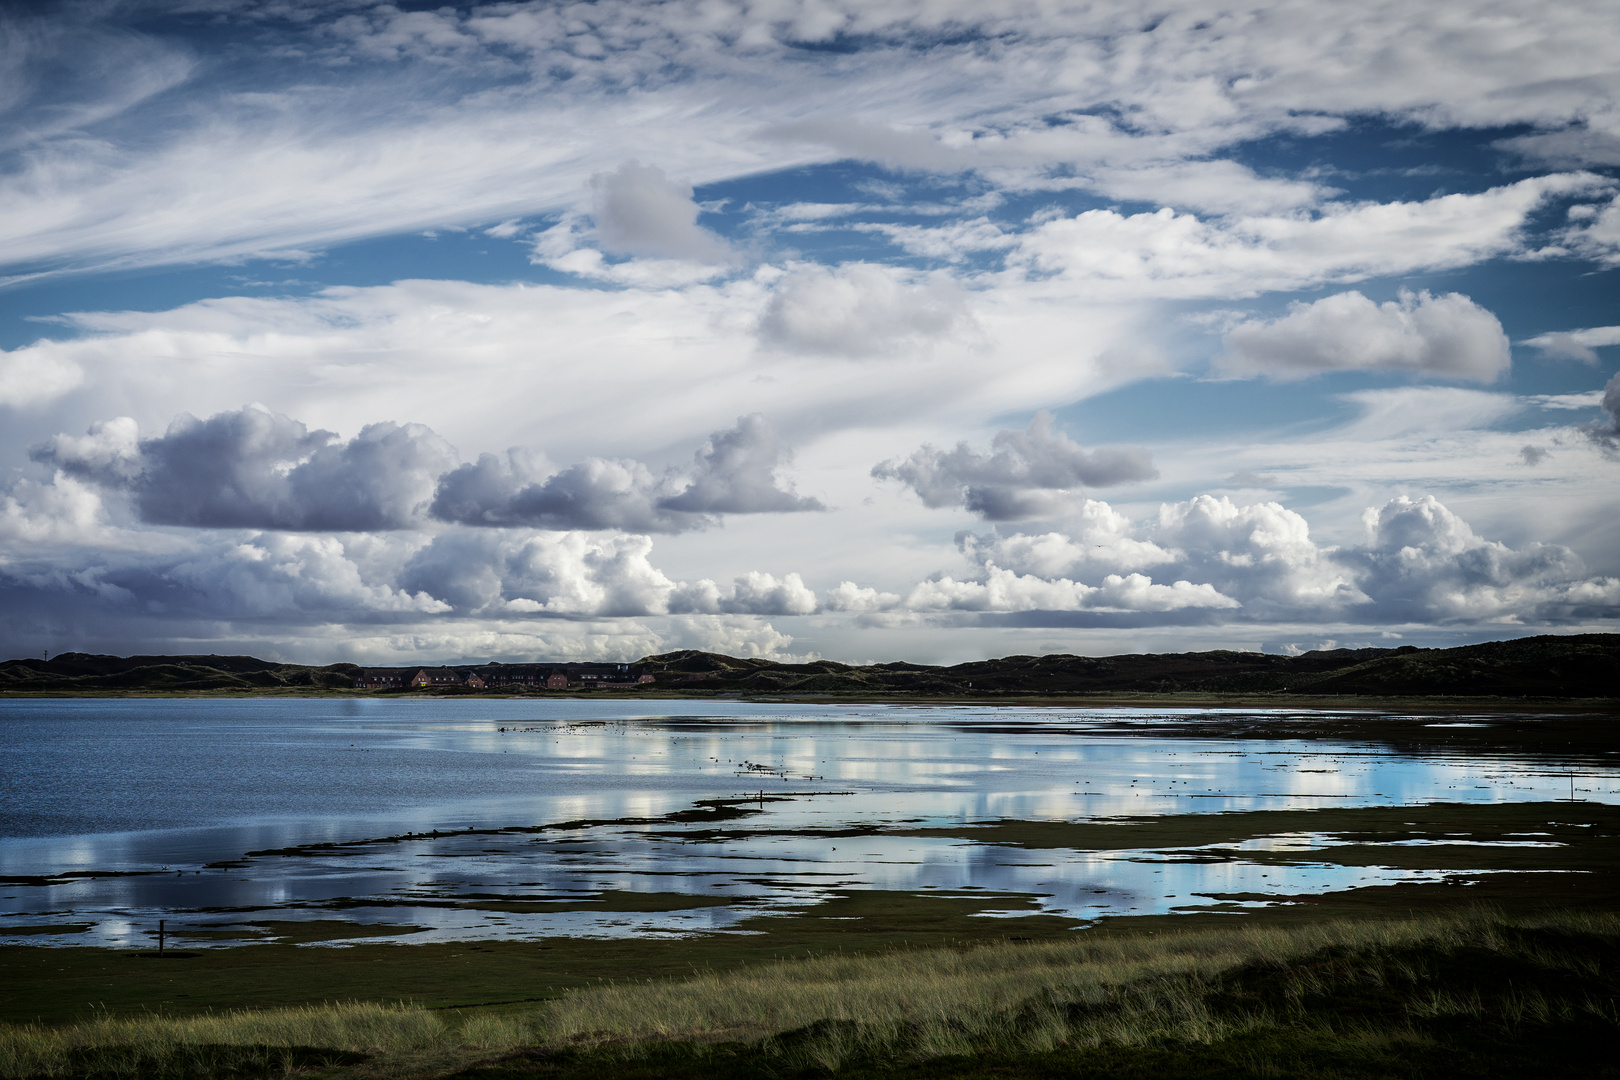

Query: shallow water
[{"left": 1, "top": 698, "right": 1613, "bottom": 947}]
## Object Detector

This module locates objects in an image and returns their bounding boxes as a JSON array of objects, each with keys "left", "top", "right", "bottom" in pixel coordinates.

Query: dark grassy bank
[
  {"left": 3, "top": 633, "right": 1617, "bottom": 698},
  {"left": 6, "top": 909, "right": 1620, "bottom": 1079},
  {"left": 451, "top": 912, "right": 1620, "bottom": 1080},
  {"left": 6, "top": 797, "right": 1619, "bottom": 1025}
]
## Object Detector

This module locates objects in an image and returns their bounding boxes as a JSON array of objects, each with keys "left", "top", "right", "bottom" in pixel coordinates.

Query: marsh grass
[{"left": 6, "top": 909, "right": 1619, "bottom": 1078}]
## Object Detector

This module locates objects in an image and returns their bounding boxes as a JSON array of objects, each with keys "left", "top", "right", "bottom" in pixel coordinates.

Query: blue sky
[{"left": 1, "top": 0, "right": 1617, "bottom": 665}]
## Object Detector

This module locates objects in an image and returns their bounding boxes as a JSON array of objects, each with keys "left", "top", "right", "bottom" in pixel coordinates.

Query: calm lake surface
[{"left": 2, "top": 698, "right": 1614, "bottom": 947}]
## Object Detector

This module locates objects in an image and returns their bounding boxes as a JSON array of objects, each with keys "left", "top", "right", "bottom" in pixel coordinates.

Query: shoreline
[{"left": 2, "top": 688, "right": 1615, "bottom": 711}]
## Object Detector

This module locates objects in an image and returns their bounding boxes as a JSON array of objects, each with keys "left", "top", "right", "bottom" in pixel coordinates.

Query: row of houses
[{"left": 354, "top": 662, "right": 655, "bottom": 691}]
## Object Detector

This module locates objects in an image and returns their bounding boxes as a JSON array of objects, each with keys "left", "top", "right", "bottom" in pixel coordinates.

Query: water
[{"left": 1, "top": 698, "right": 1613, "bottom": 947}]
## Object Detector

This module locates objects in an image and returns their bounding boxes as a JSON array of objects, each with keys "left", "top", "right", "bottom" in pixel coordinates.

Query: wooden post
[{"left": 158, "top": 919, "right": 165, "bottom": 955}]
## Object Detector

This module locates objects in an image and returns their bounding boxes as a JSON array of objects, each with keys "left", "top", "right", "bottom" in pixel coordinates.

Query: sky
[{"left": 1, "top": 0, "right": 1618, "bottom": 666}]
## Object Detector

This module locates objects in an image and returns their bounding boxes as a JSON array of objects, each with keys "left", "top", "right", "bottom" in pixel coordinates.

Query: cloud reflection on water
[{"left": 1, "top": 699, "right": 1614, "bottom": 946}]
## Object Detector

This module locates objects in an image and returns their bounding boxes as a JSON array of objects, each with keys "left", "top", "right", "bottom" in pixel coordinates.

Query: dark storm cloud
[
  {"left": 431, "top": 414, "right": 822, "bottom": 532},
  {"left": 872, "top": 412, "right": 1156, "bottom": 520},
  {"left": 34, "top": 408, "right": 457, "bottom": 531}
]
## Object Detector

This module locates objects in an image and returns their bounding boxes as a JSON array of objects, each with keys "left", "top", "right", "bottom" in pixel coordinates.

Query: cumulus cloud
[
  {"left": 34, "top": 407, "right": 458, "bottom": 531},
  {"left": 957, "top": 500, "right": 1175, "bottom": 576},
  {"left": 671, "top": 571, "right": 819, "bottom": 616},
  {"left": 658, "top": 414, "right": 824, "bottom": 515},
  {"left": 758, "top": 263, "right": 968, "bottom": 358},
  {"left": 1220, "top": 290, "right": 1511, "bottom": 381},
  {"left": 0, "top": 473, "right": 110, "bottom": 546},
  {"left": 0, "top": 531, "right": 448, "bottom": 627},
  {"left": 821, "top": 580, "right": 902, "bottom": 613},
  {"left": 1348, "top": 495, "right": 1620, "bottom": 622},
  {"left": 904, "top": 567, "right": 1238, "bottom": 615},
  {"left": 1523, "top": 325, "right": 1620, "bottom": 364},
  {"left": 397, "top": 528, "right": 821, "bottom": 620},
  {"left": 873, "top": 412, "right": 1156, "bottom": 519},
  {"left": 659, "top": 615, "right": 800, "bottom": 660},
  {"left": 1152, "top": 496, "right": 1367, "bottom": 614},
  {"left": 958, "top": 496, "right": 1361, "bottom": 619},
  {"left": 164, "top": 534, "right": 452, "bottom": 619},
  {"left": 900, "top": 493, "right": 1619, "bottom": 625},
  {"left": 431, "top": 455, "right": 695, "bottom": 533},
  {"left": 0, "top": 493, "right": 821, "bottom": 660},
  {"left": 432, "top": 414, "right": 821, "bottom": 532},
  {"left": 399, "top": 530, "right": 681, "bottom": 617},
  {"left": 590, "top": 161, "right": 734, "bottom": 263},
  {"left": 0, "top": 344, "right": 83, "bottom": 408},
  {"left": 1584, "top": 371, "right": 1620, "bottom": 454},
  {"left": 33, "top": 409, "right": 820, "bottom": 536}
]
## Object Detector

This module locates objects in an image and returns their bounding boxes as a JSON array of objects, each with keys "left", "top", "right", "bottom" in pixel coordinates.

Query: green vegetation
[
  {"left": 0, "top": 654, "right": 358, "bottom": 694},
  {"left": 5, "top": 793, "right": 1620, "bottom": 1076},
  {"left": 4, "top": 633, "right": 1617, "bottom": 699},
  {"left": 5, "top": 910, "right": 1620, "bottom": 1079},
  {"left": 638, "top": 633, "right": 1620, "bottom": 699}
]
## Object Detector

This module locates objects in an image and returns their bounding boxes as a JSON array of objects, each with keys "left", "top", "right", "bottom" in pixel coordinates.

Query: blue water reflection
[{"left": 1, "top": 699, "right": 1613, "bottom": 946}]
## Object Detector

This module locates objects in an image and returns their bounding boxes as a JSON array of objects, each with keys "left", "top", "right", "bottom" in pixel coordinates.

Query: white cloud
[
  {"left": 4, "top": 0, "right": 1620, "bottom": 662},
  {"left": 0, "top": 344, "right": 84, "bottom": 409},
  {"left": 1350, "top": 494, "right": 1620, "bottom": 622},
  {"left": 1522, "top": 324, "right": 1620, "bottom": 363},
  {"left": 2, "top": 1, "right": 1618, "bottom": 276},
  {"left": 821, "top": 580, "right": 902, "bottom": 613},
  {"left": 431, "top": 414, "right": 822, "bottom": 532},
  {"left": 757, "top": 262, "right": 968, "bottom": 358},
  {"left": 1335, "top": 387, "right": 1523, "bottom": 441},
  {"left": 658, "top": 615, "right": 799, "bottom": 659},
  {"left": 1153, "top": 496, "right": 1366, "bottom": 614},
  {"left": 1561, "top": 194, "right": 1620, "bottom": 265},
  {"left": 1079, "top": 161, "right": 1336, "bottom": 216},
  {"left": 36, "top": 407, "right": 458, "bottom": 531},
  {"left": 883, "top": 491, "right": 1619, "bottom": 625},
  {"left": 394, "top": 528, "right": 823, "bottom": 621},
  {"left": 873, "top": 412, "right": 1156, "bottom": 519},
  {"left": 589, "top": 160, "right": 735, "bottom": 264},
  {"left": 0, "top": 473, "right": 110, "bottom": 546},
  {"left": 1006, "top": 175, "right": 1607, "bottom": 299},
  {"left": 1219, "top": 290, "right": 1510, "bottom": 381},
  {"left": 1585, "top": 371, "right": 1620, "bottom": 454},
  {"left": 165, "top": 533, "right": 452, "bottom": 618},
  {"left": 672, "top": 570, "right": 819, "bottom": 615},
  {"left": 959, "top": 504, "right": 1176, "bottom": 577},
  {"left": 904, "top": 566, "right": 1238, "bottom": 614}
]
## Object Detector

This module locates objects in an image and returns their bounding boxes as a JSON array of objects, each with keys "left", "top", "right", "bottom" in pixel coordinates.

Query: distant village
[{"left": 353, "top": 662, "right": 655, "bottom": 691}]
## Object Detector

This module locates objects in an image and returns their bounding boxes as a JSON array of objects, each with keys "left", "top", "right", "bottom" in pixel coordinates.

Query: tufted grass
[{"left": 5, "top": 908, "right": 1619, "bottom": 1078}]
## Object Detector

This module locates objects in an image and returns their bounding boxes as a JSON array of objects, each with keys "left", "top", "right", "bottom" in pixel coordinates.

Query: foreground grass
[{"left": 5, "top": 908, "right": 1620, "bottom": 1079}]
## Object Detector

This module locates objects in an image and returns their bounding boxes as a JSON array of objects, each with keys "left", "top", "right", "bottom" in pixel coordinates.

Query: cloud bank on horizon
[{"left": 0, "top": 0, "right": 1617, "bottom": 664}]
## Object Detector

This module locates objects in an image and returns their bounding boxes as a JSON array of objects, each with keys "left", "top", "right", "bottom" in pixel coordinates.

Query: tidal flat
[{"left": 3, "top": 698, "right": 1618, "bottom": 1077}]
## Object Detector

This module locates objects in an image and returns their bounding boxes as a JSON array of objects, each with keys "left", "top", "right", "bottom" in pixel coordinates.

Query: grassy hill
[
  {"left": 2, "top": 634, "right": 1613, "bottom": 697},
  {"left": 0, "top": 653, "right": 359, "bottom": 693},
  {"left": 634, "top": 633, "right": 1619, "bottom": 699}
]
